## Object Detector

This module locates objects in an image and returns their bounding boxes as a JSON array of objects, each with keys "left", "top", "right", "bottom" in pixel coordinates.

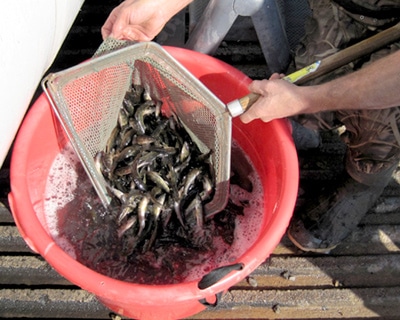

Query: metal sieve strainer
[{"left": 42, "top": 40, "right": 232, "bottom": 217}]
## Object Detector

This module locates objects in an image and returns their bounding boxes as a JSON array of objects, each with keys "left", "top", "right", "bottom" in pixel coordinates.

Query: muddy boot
[{"left": 287, "top": 166, "right": 395, "bottom": 253}]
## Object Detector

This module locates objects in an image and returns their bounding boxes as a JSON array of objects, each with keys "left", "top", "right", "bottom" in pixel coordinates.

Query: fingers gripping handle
[{"left": 226, "top": 60, "right": 322, "bottom": 117}]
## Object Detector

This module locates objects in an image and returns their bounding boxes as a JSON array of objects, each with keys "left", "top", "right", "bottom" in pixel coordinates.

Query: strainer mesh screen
[
  {"left": 61, "top": 63, "right": 132, "bottom": 157},
  {"left": 42, "top": 41, "right": 231, "bottom": 216}
]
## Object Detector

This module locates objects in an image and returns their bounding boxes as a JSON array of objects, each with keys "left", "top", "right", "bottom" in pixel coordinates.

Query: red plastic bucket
[{"left": 9, "top": 47, "right": 298, "bottom": 319}]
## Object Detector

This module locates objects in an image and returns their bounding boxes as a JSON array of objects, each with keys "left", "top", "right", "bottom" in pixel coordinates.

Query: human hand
[
  {"left": 102, "top": 0, "right": 177, "bottom": 41},
  {"left": 240, "top": 73, "right": 310, "bottom": 124}
]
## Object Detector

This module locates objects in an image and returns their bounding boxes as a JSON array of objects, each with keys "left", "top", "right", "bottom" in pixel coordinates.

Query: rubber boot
[{"left": 287, "top": 164, "right": 397, "bottom": 253}]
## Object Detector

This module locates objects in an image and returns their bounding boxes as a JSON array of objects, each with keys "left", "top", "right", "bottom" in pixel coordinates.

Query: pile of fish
[{"left": 94, "top": 84, "right": 215, "bottom": 254}]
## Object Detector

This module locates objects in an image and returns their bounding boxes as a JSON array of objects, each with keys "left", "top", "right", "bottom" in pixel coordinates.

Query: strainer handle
[
  {"left": 226, "top": 92, "right": 260, "bottom": 117},
  {"left": 226, "top": 60, "right": 321, "bottom": 117}
]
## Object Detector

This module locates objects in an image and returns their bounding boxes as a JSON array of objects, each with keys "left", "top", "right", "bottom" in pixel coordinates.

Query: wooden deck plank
[
  {"left": 271, "top": 224, "right": 400, "bottom": 256},
  {"left": 0, "top": 289, "right": 109, "bottom": 319},
  {"left": 1, "top": 286, "right": 400, "bottom": 319},
  {"left": 235, "top": 254, "right": 400, "bottom": 289},
  {"left": 0, "top": 225, "right": 32, "bottom": 253},
  {"left": 191, "top": 287, "right": 400, "bottom": 319},
  {"left": 0, "top": 255, "right": 70, "bottom": 286},
  {"left": 2, "top": 287, "right": 399, "bottom": 319},
  {"left": 0, "top": 202, "right": 13, "bottom": 224}
]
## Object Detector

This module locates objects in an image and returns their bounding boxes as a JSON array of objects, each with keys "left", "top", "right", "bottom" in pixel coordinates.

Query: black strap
[{"left": 332, "top": 0, "right": 400, "bottom": 21}]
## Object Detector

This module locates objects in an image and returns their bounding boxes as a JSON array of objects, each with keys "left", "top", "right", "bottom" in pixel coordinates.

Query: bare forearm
[
  {"left": 238, "top": 46, "right": 400, "bottom": 124},
  {"left": 307, "top": 50, "right": 400, "bottom": 112}
]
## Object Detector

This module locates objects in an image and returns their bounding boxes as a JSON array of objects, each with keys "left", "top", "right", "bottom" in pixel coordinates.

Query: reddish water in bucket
[{"left": 9, "top": 47, "right": 298, "bottom": 320}]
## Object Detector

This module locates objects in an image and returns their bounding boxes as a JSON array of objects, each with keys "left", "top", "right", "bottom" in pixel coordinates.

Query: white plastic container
[{"left": 0, "top": 0, "right": 84, "bottom": 167}]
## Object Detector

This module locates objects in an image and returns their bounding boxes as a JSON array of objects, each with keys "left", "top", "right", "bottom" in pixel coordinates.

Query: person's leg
[
  {"left": 287, "top": 0, "right": 400, "bottom": 252},
  {"left": 288, "top": 103, "right": 400, "bottom": 253}
]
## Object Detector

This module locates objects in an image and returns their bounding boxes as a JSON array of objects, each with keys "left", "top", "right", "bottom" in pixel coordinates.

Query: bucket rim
[{"left": 9, "top": 46, "right": 299, "bottom": 306}]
